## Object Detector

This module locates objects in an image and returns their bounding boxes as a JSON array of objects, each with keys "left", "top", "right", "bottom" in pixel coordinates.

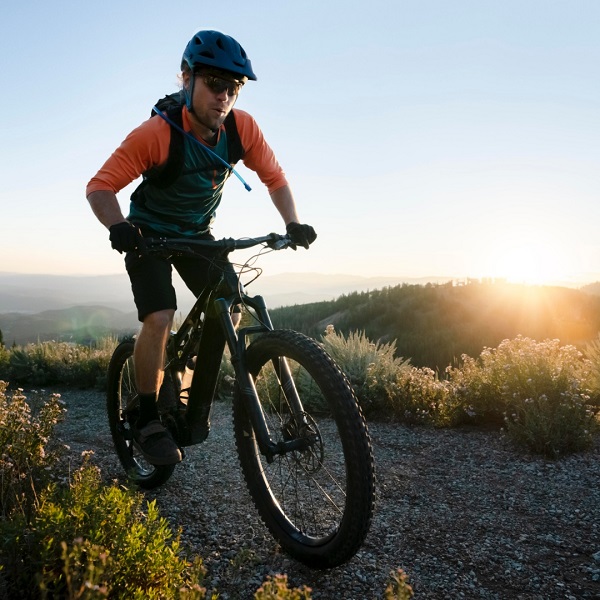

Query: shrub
[
  {"left": 3, "top": 458, "right": 212, "bottom": 599},
  {"left": 384, "top": 568, "right": 414, "bottom": 600},
  {"left": 320, "top": 326, "right": 452, "bottom": 424},
  {"left": 254, "top": 574, "right": 312, "bottom": 599},
  {"left": 0, "top": 384, "right": 212, "bottom": 599},
  {"left": 582, "top": 332, "right": 600, "bottom": 393},
  {"left": 321, "top": 325, "right": 410, "bottom": 414},
  {"left": 0, "top": 344, "right": 9, "bottom": 374},
  {"left": 445, "top": 336, "right": 599, "bottom": 456},
  {"left": 385, "top": 366, "right": 451, "bottom": 426},
  {"left": 0, "top": 383, "right": 65, "bottom": 521},
  {"left": 504, "top": 388, "right": 597, "bottom": 457}
]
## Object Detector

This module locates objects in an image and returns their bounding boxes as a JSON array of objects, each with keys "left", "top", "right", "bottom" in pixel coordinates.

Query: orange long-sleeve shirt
[
  {"left": 86, "top": 106, "right": 289, "bottom": 236},
  {"left": 86, "top": 106, "right": 288, "bottom": 196}
]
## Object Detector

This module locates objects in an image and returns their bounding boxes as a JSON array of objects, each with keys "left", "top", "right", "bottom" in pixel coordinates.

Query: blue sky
[{"left": 1, "top": 0, "right": 599, "bottom": 284}]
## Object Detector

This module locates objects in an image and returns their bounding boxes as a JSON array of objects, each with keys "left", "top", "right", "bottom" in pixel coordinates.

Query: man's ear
[{"left": 181, "top": 70, "right": 191, "bottom": 89}]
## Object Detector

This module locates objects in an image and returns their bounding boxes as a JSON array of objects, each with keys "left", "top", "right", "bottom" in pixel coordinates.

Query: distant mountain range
[
  {"left": 0, "top": 271, "right": 454, "bottom": 314},
  {"left": 3, "top": 271, "right": 599, "bottom": 346},
  {"left": 0, "top": 271, "right": 453, "bottom": 345},
  {"left": 0, "top": 273, "right": 134, "bottom": 313}
]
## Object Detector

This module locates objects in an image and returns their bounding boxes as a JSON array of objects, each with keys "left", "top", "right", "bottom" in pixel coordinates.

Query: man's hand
[
  {"left": 286, "top": 222, "right": 317, "bottom": 250},
  {"left": 109, "top": 222, "right": 145, "bottom": 254}
]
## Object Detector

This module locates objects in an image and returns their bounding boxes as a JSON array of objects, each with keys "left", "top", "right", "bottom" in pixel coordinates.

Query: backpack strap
[
  {"left": 142, "top": 96, "right": 186, "bottom": 189},
  {"left": 224, "top": 110, "right": 244, "bottom": 165},
  {"left": 150, "top": 108, "right": 184, "bottom": 188},
  {"left": 143, "top": 102, "right": 244, "bottom": 188}
]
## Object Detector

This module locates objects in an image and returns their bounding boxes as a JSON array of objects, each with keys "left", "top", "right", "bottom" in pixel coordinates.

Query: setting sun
[{"left": 485, "top": 238, "right": 571, "bottom": 285}]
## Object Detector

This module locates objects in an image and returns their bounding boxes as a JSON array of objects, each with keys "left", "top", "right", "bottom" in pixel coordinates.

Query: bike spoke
[{"left": 253, "top": 359, "right": 350, "bottom": 540}]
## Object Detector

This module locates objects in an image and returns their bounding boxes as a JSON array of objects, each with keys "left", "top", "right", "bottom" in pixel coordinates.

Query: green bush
[
  {"left": 321, "top": 329, "right": 599, "bottom": 455},
  {"left": 445, "top": 336, "right": 599, "bottom": 456},
  {"left": 3, "top": 458, "right": 213, "bottom": 599},
  {"left": 0, "top": 344, "right": 9, "bottom": 374},
  {"left": 583, "top": 332, "right": 600, "bottom": 392},
  {"left": 504, "top": 388, "right": 598, "bottom": 457},
  {"left": 0, "top": 385, "right": 212, "bottom": 599},
  {"left": 41, "top": 463, "right": 212, "bottom": 599}
]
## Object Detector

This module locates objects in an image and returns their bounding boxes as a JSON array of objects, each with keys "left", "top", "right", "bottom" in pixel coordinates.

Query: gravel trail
[{"left": 53, "top": 387, "right": 600, "bottom": 599}]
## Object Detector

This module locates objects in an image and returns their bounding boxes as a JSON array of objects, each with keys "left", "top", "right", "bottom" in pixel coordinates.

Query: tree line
[{"left": 269, "top": 281, "right": 600, "bottom": 372}]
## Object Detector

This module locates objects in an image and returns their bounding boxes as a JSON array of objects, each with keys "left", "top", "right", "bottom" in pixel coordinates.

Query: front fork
[{"left": 215, "top": 294, "right": 310, "bottom": 462}]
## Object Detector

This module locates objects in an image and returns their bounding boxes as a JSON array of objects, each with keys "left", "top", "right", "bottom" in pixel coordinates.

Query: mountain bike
[{"left": 106, "top": 232, "right": 375, "bottom": 568}]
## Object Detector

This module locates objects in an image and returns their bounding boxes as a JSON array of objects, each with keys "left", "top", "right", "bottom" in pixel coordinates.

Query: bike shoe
[{"left": 132, "top": 420, "right": 183, "bottom": 466}]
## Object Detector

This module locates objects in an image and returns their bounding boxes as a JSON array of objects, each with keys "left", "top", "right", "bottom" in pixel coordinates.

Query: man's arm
[
  {"left": 85, "top": 117, "right": 170, "bottom": 229},
  {"left": 87, "top": 190, "right": 128, "bottom": 229},
  {"left": 270, "top": 184, "right": 317, "bottom": 249},
  {"left": 270, "top": 184, "right": 300, "bottom": 225},
  {"left": 87, "top": 190, "right": 145, "bottom": 254}
]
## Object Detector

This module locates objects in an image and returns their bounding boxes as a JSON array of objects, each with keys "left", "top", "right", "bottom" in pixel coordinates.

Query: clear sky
[{"left": 1, "top": 0, "right": 599, "bottom": 285}]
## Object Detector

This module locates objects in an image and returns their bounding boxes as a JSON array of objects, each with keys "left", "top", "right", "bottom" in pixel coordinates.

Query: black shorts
[{"left": 124, "top": 248, "right": 234, "bottom": 322}]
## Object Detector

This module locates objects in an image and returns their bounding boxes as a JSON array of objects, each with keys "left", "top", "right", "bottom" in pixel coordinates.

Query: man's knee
[{"left": 142, "top": 309, "right": 175, "bottom": 333}]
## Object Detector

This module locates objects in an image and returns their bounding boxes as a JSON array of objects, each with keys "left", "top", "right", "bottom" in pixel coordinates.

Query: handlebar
[{"left": 144, "top": 232, "right": 293, "bottom": 255}]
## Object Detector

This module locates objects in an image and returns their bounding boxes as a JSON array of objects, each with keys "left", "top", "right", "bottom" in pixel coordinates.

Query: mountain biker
[{"left": 86, "top": 30, "right": 317, "bottom": 466}]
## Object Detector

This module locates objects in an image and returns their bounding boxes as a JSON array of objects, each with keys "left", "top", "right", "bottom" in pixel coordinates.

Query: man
[{"left": 86, "top": 30, "right": 316, "bottom": 466}]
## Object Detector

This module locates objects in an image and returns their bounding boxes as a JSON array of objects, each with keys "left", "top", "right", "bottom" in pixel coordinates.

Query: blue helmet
[{"left": 182, "top": 30, "right": 257, "bottom": 81}]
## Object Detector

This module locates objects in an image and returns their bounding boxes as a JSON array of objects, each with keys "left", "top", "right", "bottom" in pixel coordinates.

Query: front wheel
[
  {"left": 106, "top": 339, "right": 176, "bottom": 489},
  {"left": 232, "top": 329, "right": 375, "bottom": 568}
]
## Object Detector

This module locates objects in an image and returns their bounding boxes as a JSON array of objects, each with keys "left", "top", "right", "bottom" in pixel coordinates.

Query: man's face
[{"left": 190, "top": 70, "right": 244, "bottom": 132}]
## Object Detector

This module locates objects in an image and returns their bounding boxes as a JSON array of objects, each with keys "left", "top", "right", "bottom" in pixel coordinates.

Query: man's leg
[
  {"left": 134, "top": 308, "right": 175, "bottom": 395},
  {"left": 125, "top": 248, "right": 182, "bottom": 465},
  {"left": 132, "top": 309, "right": 182, "bottom": 465}
]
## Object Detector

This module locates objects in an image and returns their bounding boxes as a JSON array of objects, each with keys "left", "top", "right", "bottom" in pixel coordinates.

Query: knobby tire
[{"left": 232, "top": 329, "right": 375, "bottom": 568}]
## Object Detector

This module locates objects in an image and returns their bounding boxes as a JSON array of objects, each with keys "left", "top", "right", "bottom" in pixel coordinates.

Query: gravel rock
[{"left": 53, "top": 388, "right": 600, "bottom": 599}]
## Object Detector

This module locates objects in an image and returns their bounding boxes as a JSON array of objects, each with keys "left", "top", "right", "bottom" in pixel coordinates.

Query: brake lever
[{"left": 266, "top": 233, "right": 293, "bottom": 251}]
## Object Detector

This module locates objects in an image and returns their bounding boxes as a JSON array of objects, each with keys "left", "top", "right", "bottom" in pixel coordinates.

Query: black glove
[
  {"left": 286, "top": 222, "right": 317, "bottom": 250},
  {"left": 109, "top": 222, "right": 145, "bottom": 254}
]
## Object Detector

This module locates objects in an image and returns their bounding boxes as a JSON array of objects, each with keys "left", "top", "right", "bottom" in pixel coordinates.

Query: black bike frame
[{"left": 159, "top": 240, "right": 308, "bottom": 460}]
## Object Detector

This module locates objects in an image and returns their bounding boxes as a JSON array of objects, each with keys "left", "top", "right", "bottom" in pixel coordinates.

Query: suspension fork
[
  {"left": 249, "top": 297, "right": 309, "bottom": 422},
  {"left": 215, "top": 295, "right": 309, "bottom": 461}
]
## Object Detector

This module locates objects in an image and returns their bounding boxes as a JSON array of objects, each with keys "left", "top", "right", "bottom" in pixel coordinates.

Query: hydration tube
[{"left": 152, "top": 106, "right": 252, "bottom": 192}]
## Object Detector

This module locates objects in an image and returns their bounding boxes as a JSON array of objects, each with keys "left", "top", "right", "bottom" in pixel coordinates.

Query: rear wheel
[
  {"left": 233, "top": 329, "right": 375, "bottom": 568},
  {"left": 106, "top": 339, "right": 175, "bottom": 489}
]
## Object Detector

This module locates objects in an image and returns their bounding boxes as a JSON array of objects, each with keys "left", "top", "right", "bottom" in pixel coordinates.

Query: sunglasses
[{"left": 199, "top": 73, "right": 244, "bottom": 96}]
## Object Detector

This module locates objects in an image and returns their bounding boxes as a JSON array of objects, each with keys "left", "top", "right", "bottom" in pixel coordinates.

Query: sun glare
[{"left": 485, "top": 240, "right": 570, "bottom": 285}]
